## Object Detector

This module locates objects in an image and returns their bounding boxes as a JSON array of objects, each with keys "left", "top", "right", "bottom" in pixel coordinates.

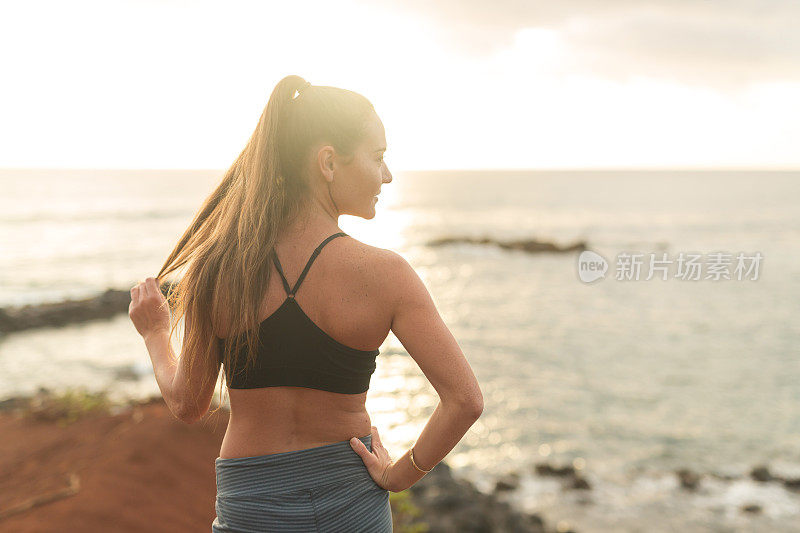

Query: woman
[{"left": 128, "top": 75, "right": 484, "bottom": 532}]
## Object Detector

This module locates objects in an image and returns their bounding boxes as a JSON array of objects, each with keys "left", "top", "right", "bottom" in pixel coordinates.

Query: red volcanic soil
[{"left": 0, "top": 398, "right": 229, "bottom": 532}]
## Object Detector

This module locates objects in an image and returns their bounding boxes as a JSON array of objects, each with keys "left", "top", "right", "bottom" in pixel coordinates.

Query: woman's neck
[{"left": 281, "top": 206, "right": 342, "bottom": 243}]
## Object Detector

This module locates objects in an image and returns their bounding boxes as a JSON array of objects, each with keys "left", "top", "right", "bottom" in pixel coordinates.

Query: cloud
[{"left": 372, "top": 0, "right": 800, "bottom": 88}]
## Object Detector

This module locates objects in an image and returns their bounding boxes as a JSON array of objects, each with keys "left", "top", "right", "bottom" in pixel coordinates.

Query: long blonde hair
[{"left": 155, "top": 75, "right": 375, "bottom": 416}]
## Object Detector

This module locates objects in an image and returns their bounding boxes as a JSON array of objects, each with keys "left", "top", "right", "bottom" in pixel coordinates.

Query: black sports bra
[{"left": 218, "top": 232, "right": 380, "bottom": 394}]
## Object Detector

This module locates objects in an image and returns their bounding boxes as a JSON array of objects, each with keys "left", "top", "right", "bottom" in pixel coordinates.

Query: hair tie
[{"left": 291, "top": 81, "right": 312, "bottom": 101}]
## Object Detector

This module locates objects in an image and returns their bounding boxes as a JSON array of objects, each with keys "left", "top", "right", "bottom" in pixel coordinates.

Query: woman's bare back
[{"left": 217, "top": 230, "right": 394, "bottom": 458}]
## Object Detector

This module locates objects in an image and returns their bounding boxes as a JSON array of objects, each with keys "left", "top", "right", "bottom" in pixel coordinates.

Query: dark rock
[
  {"left": 569, "top": 475, "right": 592, "bottom": 490},
  {"left": 750, "top": 465, "right": 773, "bottom": 483},
  {"left": 748, "top": 464, "right": 800, "bottom": 490},
  {"left": 534, "top": 462, "right": 575, "bottom": 477},
  {"left": 676, "top": 468, "right": 701, "bottom": 490},
  {"left": 0, "top": 395, "right": 29, "bottom": 412},
  {"left": 501, "top": 238, "right": 587, "bottom": 254},
  {"left": 426, "top": 235, "right": 588, "bottom": 255},
  {"left": 783, "top": 478, "right": 800, "bottom": 492},
  {"left": 408, "top": 462, "right": 548, "bottom": 532},
  {"left": 494, "top": 472, "right": 521, "bottom": 492},
  {"left": 452, "top": 506, "right": 493, "bottom": 532},
  {"left": 0, "top": 282, "right": 176, "bottom": 335},
  {"left": 427, "top": 489, "right": 466, "bottom": 512},
  {"left": 526, "top": 513, "right": 546, "bottom": 529},
  {"left": 741, "top": 504, "right": 762, "bottom": 514}
]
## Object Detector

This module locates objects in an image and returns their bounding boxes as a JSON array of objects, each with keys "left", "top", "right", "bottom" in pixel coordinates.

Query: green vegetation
[
  {"left": 23, "top": 387, "right": 114, "bottom": 427},
  {"left": 390, "top": 490, "right": 429, "bottom": 533}
]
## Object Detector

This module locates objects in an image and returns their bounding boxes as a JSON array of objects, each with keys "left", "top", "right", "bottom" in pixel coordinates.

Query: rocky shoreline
[
  {"left": 0, "top": 235, "right": 587, "bottom": 335},
  {"left": 484, "top": 459, "right": 800, "bottom": 525},
  {"left": 0, "top": 285, "right": 174, "bottom": 335},
  {"left": 426, "top": 235, "right": 587, "bottom": 254},
  {"left": 407, "top": 461, "right": 552, "bottom": 532},
  {"left": 0, "top": 288, "right": 134, "bottom": 334}
]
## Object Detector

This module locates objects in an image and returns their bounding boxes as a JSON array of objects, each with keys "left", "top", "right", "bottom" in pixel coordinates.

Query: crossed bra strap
[{"left": 270, "top": 232, "right": 349, "bottom": 297}]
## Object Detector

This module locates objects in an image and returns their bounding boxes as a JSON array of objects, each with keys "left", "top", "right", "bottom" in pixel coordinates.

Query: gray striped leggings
[{"left": 212, "top": 434, "right": 393, "bottom": 532}]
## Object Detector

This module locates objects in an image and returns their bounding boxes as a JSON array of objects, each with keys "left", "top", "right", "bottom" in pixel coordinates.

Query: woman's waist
[{"left": 220, "top": 408, "right": 371, "bottom": 459}]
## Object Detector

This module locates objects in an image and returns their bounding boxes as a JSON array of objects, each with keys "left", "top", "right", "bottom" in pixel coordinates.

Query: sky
[{"left": 1, "top": 0, "right": 798, "bottom": 170}]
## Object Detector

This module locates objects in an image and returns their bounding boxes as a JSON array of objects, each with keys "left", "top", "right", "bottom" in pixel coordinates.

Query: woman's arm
[
  {"left": 130, "top": 278, "right": 220, "bottom": 423},
  {"left": 142, "top": 330, "right": 185, "bottom": 419},
  {"left": 142, "top": 314, "right": 221, "bottom": 424},
  {"left": 383, "top": 251, "right": 484, "bottom": 491}
]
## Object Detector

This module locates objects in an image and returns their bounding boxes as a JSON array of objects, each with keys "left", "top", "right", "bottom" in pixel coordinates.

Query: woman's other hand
[
  {"left": 129, "top": 277, "right": 171, "bottom": 341},
  {"left": 350, "top": 425, "right": 397, "bottom": 491}
]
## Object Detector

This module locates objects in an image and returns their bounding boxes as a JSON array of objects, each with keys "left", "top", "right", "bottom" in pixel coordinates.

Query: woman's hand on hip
[{"left": 350, "top": 425, "right": 398, "bottom": 491}]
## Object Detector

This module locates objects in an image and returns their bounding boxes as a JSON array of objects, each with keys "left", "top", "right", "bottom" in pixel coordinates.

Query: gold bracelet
[{"left": 409, "top": 447, "right": 431, "bottom": 474}]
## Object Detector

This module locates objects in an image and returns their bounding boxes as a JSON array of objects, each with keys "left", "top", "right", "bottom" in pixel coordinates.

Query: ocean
[{"left": 1, "top": 168, "right": 799, "bottom": 531}]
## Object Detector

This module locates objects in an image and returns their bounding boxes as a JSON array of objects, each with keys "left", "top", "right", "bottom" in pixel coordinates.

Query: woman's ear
[{"left": 317, "top": 146, "right": 336, "bottom": 183}]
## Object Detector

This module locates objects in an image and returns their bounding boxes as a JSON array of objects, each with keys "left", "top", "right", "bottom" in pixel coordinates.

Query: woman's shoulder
[
  {"left": 338, "top": 238, "right": 422, "bottom": 307},
  {"left": 338, "top": 236, "right": 407, "bottom": 275},
  {"left": 332, "top": 236, "right": 413, "bottom": 295}
]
